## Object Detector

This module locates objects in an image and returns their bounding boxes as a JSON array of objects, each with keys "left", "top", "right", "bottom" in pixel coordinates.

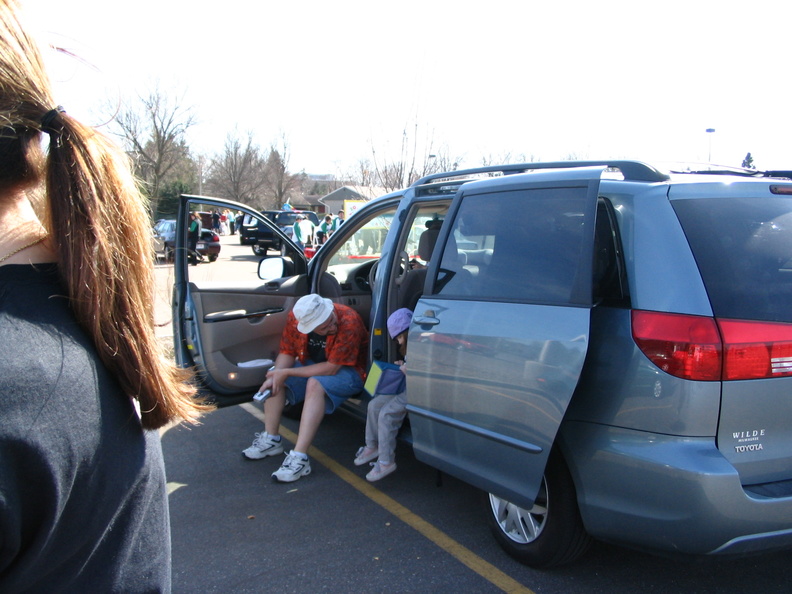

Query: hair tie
[{"left": 40, "top": 105, "right": 66, "bottom": 134}]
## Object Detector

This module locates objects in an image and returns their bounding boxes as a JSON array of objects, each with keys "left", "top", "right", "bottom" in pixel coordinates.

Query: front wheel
[{"left": 485, "top": 450, "right": 591, "bottom": 568}]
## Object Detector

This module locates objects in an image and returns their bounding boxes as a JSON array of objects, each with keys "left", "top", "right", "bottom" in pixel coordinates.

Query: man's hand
[
  {"left": 258, "top": 376, "right": 273, "bottom": 394},
  {"left": 267, "top": 368, "right": 290, "bottom": 395}
]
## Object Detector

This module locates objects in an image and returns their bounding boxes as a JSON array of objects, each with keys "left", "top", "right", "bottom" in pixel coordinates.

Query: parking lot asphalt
[{"left": 162, "top": 402, "right": 518, "bottom": 593}]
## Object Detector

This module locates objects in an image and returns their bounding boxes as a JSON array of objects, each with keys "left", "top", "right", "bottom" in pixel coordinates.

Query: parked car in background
[
  {"left": 172, "top": 161, "right": 792, "bottom": 568},
  {"left": 239, "top": 209, "right": 320, "bottom": 255},
  {"left": 153, "top": 218, "right": 221, "bottom": 262}
]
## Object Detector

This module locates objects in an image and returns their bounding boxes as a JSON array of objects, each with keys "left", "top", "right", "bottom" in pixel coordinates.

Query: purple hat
[{"left": 387, "top": 308, "right": 412, "bottom": 339}]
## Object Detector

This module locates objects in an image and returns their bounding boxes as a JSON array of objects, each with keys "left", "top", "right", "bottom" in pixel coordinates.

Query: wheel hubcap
[{"left": 489, "top": 479, "right": 548, "bottom": 544}]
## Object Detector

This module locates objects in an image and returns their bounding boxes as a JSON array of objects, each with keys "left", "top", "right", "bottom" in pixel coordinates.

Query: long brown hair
[{"left": 0, "top": 0, "right": 209, "bottom": 428}]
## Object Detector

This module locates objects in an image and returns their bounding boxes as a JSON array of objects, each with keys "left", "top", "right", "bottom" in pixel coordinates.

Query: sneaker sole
[
  {"left": 242, "top": 446, "right": 284, "bottom": 460},
  {"left": 271, "top": 467, "right": 311, "bottom": 483}
]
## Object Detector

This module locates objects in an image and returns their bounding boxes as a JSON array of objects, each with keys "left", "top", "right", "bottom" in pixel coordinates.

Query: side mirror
[{"left": 258, "top": 257, "right": 286, "bottom": 280}]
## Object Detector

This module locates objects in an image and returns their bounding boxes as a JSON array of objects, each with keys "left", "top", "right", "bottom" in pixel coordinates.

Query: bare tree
[
  {"left": 263, "top": 135, "right": 304, "bottom": 209},
  {"left": 203, "top": 131, "right": 268, "bottom": 209},
  {"left": 368, "top": 122, "right": 463, "bottom": 192},
  {"left": 110, "top": 87, "right": 196, "bottom": 216},
  {"left": 480, "top": 152, "right": 539, "bottom": 166}
]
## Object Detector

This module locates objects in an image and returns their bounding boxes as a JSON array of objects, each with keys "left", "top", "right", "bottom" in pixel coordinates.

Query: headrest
[{"left": 418, "top": 228, "right": 440, "bottom": 261}]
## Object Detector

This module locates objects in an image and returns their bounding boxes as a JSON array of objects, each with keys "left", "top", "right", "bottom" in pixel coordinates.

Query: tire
[
  {"left": 208, "top": 254, "right": 218, "bottom": 262},
  {"left": 484, "top": 449, "right": 592, "bottom": 568},
  {"left": 164, "top": 245, "right": 174, "bottom": 263},
  {"left": 252, "top": 244, "right": 267, "bottom": 256}
]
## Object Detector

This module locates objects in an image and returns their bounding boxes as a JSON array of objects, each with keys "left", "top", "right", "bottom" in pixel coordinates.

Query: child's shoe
[
  {"left": 354, "top": 446, "right": 378, "bottom": 466},
  {"left": 366, "top": 461, "right": 396, "bottom": 482}
]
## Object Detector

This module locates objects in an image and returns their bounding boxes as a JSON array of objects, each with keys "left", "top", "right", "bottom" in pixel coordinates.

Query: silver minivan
[{"left": 173, "top": 161, "right": 792, "bottom": 567}]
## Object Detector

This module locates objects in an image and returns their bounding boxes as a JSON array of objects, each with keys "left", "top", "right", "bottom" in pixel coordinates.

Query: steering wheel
[{"left": 367, "top": 260, "right": 379, "bottom": 291}]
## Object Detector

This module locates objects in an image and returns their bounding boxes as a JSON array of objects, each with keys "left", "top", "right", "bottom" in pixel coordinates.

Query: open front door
[
  {"left": 406, "top": 168, "right": 602, "bottom": 509},
  {"left": 173, "top": 195, "right": 307, "bottom": 400}
]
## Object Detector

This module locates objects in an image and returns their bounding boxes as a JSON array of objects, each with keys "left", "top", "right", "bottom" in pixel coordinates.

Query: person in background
[
  {"left": 243, "top": 294, "right": 367, "bottom": 482},
  {"left": 298, "top": 213, "right": 316, "bottom": 248},
  {"left": 332, "top": 209, "right": 345, "bottom": 234},
  {"left": 317, "top": 214, "right": 333, "bottom": 244},
  {"left": 354, "top": 308, "right": 412, "bottom": 481},
  {"left": 292, "top": 213, "right": 306, "bottom": 250},
  {"left": 188, "top": 211, "right": 201, "bottom": 265},
  {"left": 0, "top": 2, "right": 209, "bottom": 591}
]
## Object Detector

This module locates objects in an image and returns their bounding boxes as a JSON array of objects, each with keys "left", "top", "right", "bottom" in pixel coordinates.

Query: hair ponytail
[
  {"left": 44, "top": 112, "right": 208, "bottom": 428},
  {"left": 1, "top": 0, "right": 208, "bottom": 428}
]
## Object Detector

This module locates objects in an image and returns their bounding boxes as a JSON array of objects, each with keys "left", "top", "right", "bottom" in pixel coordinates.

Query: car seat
[{"left": 398, "top": 223, "right": 441, "bottom": 311}]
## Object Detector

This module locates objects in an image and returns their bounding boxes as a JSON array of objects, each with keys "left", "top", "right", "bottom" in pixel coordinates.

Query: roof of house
[{"left": 320, "top": 185, "right": 386, "bottom": 204}]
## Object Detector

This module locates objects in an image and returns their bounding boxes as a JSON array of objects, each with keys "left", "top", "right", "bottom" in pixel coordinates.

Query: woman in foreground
[{"left": 0, "top": 1, "right": 208, "bottom": 590}]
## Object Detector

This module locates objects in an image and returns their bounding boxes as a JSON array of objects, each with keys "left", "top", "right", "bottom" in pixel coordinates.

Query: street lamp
[{"left": 706, "top": 128, "right": 715, "bottom": 162}]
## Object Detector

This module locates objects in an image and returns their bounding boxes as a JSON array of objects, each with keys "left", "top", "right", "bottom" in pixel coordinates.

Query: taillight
[
  {"left": 632, "top": 311, "right": 792, "bottom": 381},
  {"left": 632, "top": 311, "right": 722, "bottom": 381},
  {"left": 211, "top": 233, "right": 220, "bottom": 242},
  {"left": 718, "top": 319, "right": 792, "bottom": 380}
]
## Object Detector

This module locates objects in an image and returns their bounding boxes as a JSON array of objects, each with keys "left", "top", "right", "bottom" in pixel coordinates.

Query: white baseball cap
[{"left": 293, "top": 294, "right": 334, "bottom": 334}]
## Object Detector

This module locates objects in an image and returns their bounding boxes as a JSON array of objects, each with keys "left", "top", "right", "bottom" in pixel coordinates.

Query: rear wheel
[
  {"left": 252, "top": 244, "right": 267, "bottom": 256},
  {"left": 485, "top": 450, "right": 591, "bottom": 568}
]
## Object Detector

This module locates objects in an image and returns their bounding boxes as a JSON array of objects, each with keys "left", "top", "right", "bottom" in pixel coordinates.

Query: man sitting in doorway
[{"left": 242, "top": 294, "right": 368, "bottom": 482}]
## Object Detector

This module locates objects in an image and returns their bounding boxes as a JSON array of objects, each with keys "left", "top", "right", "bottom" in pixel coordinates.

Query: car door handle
[
  {"left": 203, "top": 307, "right": 283, "bottom": 323},
  {"left": 413, "top": 311, "right": 439, "bottom": 326}
]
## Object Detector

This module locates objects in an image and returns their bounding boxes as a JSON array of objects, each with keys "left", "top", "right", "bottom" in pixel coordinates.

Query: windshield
[{"left": 327, "top": 212, "right": 394, "bottom": 267}]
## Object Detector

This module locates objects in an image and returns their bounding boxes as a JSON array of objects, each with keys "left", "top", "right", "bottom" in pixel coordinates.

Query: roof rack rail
[
  {"left": 410, "top": 160, "right": 670, "bottom": 187},
  {"left": 762, "top": 170, "right": 792, "bottom": 180}
]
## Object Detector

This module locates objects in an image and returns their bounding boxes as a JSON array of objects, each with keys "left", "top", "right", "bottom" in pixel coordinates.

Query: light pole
[{"left": 706, "top": 128, "right": 715, "bottom": 162}]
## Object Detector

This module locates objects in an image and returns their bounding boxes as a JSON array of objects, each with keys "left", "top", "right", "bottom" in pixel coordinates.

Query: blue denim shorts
[{"left": 285, "top": 361, "right": 364, "bottom": 413}]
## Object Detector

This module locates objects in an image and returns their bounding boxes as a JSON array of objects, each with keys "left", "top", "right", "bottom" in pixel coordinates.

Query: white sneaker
[
  {"left": 242, "top": 433, "right": 283, "bottom": 460},
  {"left": 366, "top": 461, "right": 397, "bottom": 482},
  {"left": 354, "top": 446, "right": 379, "bottom": 466},
  {"left": 272, "top": 451, "right": 312, "bottom": 483}
]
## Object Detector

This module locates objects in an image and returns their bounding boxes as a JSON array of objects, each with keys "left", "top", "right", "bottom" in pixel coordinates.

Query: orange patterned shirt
[{"left": 279, "top": 303, "right": 368, "bottom": 379}]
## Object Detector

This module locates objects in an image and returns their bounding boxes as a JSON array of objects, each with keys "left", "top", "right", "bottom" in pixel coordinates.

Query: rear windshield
[
  {"left": 274, "top": 212, "right": 319, "bottom": 226},
  {"left": 672, "top": 197, "right": 792, "bottom": 322}
]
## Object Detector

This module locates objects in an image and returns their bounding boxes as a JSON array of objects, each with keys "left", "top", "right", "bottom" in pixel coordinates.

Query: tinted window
[
  {"left": 673, "top": 197, "right": 792, "bottom": 322},
  {"left": 274, "top": 212, "right": 320, "bottom": 226},
  {"left": 434, "top": 187, "right": 592, "bottom": 305}
]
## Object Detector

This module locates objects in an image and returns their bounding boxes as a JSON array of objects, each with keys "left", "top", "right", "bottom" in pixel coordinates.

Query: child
[{"left": 354, "top": 308, "right": 412, "bottom": 481}]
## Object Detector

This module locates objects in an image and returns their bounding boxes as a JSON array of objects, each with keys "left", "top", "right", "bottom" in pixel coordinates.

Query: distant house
[
  {"left": 289, "top": 193, "right": 326, "bottom": 214},
  {"left": 320, "top": 185, "right": 386, "bottom": 217}
]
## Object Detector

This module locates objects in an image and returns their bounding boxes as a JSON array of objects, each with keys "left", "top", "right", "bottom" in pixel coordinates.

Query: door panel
[
  {"left": 406, "top": 169, "right": 602, "bottom": 508},
  {"left": 184, "top": 286, "right": 303, "bottom": 393}
]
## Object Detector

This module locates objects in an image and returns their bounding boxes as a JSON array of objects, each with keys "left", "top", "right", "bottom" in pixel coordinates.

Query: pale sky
[{"left": 24, "top": 0, "right": 792, "bottom": 176}]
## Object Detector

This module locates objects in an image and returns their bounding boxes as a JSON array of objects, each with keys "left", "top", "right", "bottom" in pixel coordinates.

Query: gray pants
[{"left": 364, "top": 392, "right": 407, "bottom": 464}]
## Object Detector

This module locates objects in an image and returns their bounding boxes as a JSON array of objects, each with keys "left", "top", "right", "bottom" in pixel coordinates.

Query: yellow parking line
[{"left": 240, "top": 402, "right": 533, "bottom": 594}]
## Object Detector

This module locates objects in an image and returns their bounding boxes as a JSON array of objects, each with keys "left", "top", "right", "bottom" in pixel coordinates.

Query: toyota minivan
[{"left": 172, "top": 161, "right": 792, "bottom": 567}]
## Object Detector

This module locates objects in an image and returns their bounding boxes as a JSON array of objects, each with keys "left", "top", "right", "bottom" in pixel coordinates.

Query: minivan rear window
[{"left": 672, "top": 197, "right": 792, "bottom": 323}]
